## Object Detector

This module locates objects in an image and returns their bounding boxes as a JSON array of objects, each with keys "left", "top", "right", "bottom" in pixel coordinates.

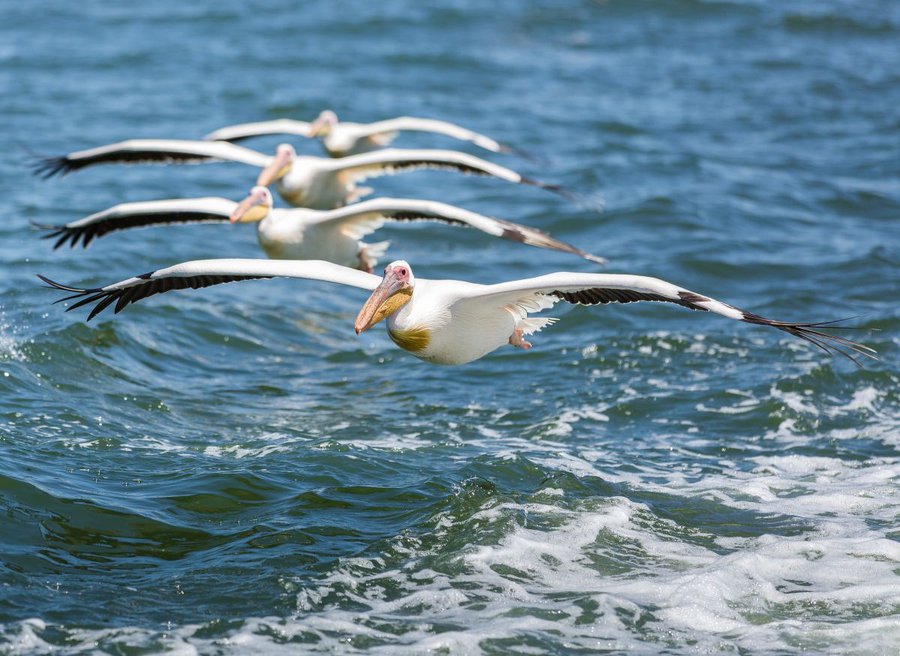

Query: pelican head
[
  {"left": 354, "top": 260, "right": 415, "bottom": 334},
  {"left": 230, "top": 186, "right": 273, "bottom": 223},
  {"left": 308, "top": 110, "right": 338, "bottom": 138},
  {"left": 256, "top": 144, "right": 296, "bottom": 186}
]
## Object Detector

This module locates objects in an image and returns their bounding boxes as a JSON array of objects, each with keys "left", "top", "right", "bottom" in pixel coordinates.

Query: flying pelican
[
  {"left": 32, "top": 141, "right": 569, "bottom": 210},
  {"left": 40, "top": 259, "right": 874, "bottom": 366},
  {"left": 203, "top": 110, "right": 525, "bottom": 159},
  {"left": 35, "top": 186, "right": 606, "bottom": 272}
]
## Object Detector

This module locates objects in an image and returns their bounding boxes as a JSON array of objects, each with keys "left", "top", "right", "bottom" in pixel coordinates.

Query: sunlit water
[{"left": 1, "top": 1, "right": 898, "bottom": 653}]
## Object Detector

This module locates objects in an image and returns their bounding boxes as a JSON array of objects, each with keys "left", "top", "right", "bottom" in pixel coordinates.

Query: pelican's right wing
[
  {"left": 202, "top": 119, "right": 312, "bottom": 143},
  {"left": 325, "top": 148, "right": 574, "bottom": 200},
  {"left": 35, "top": 197, "right": 238, "bottom": 249},
  {"left": 309, "top": 198, "right": 606, "bottom": 264},
  {"left": 32, "top": 140, "right": 273, "bottom": 178},
  {"left": 361, "top": 117, "right": 515, "bottom": 155},
  {"left": 40, "top": 259, "right": 379, "bottom": 321},
  {"left": 448, "top": 272, "right": 877, "bottom": 365}
]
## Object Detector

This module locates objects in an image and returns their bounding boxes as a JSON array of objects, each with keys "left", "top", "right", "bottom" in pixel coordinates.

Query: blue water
[{"left": 1, "top": 1, "right": 898, "bottom": 653}]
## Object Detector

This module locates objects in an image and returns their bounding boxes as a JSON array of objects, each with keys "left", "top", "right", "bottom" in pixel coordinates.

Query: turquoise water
[{"left": 1, "top": 1, "right": 898, "bottom": 653}]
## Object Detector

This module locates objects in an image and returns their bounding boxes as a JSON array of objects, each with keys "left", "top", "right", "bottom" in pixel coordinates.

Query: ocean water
[{"left": 1, "top": 0, "right": 898, "bottom": 653}]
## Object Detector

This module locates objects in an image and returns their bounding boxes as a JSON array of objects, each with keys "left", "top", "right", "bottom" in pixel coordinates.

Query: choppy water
[{"left": 1, "top": 1, "right": 898, "bottom": 653}]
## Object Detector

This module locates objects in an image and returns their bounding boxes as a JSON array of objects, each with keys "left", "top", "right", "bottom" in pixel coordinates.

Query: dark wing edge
[
  {"left": 362, "top": 158, "right": 578, "bottom": 202},
  {"left": 490, "top": 217, "right": 606, "bottom": 264},
  {"left": 212, "top": 135, "right": 253, "bottom": 144},
  {"left": 38, "top": 272, "right": 273, "bottom": 321},
  {"left": 497, "top": 143, "right": 543, "bottom": 164},
  {"left": 551, "top": 288, "right": 877, "bottom": 366},
  {"left": 32, "top": 211, "right": 231, "bottom": 250},
  {"left": 30, "top": 150, "right": 218, "bottom": 179},
  {"left": 520, "top": 176, "right": 580, "bottom": 202},
  {"left": 375, "top": 159, "right": 502, "bottom": 179},
  {"left": 377, "top": 210, "right": 605, "bottom": 264}
]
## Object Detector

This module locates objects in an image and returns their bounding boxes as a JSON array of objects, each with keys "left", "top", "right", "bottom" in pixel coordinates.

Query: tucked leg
[{"left": 508, "top": 327, "right": 532, "bottom": 350}]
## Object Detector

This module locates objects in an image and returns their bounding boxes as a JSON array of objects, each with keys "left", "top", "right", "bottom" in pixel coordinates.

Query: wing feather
[
  {"left": 308, "top": 198, "right": 605, "bottom": 263},
  {"left": 356, "top": 117, "right": 509, "bottom": 154},
  {"left": 39, "top": 259, "right": 379, "bottom": 320},
  {"left": 451, "top": 272, "right": 876, "bottom": 365},
  {"left": 32, "top": 140, "right": 272, "bottom": 178},
  {"left": 325, "top": 148, "right": 571, "bottom": 199},
  {"left": 202, "top": 119, "right": 312, "bottom": 143},
  {"left": 34, "top": 197, "right": 237, "bottom": 249}
]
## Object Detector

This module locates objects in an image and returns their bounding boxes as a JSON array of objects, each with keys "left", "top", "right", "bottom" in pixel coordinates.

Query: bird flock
[{"left": 36, "top": 110, "right": 875, "bottom": 366}]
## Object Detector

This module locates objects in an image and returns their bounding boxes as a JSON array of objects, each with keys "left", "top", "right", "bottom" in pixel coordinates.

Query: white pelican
[
  {"left": 40, "top": 260, "right": 874, "bottom": 366},
  {"left": 36, "top": 186, "right": 606, "bottom": 271},
  {"left": 203, "top": 110, "right": 525, "bottom": 158},
  {"left": 33, "top": 141, "right": 568, "bottom": 209}
]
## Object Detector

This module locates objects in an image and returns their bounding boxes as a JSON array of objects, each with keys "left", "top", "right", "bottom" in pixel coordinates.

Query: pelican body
[
  {"left": 41, "top": 260, "right": 874, "bottom": 367},
  {"left": 203, "top": 110, "right": 522, "bottom": 159},
  {"left": 37, "top": 187, "right": 605, "bottom": 272},
  {"left": 33, "top": 141, "right": 569, "bottom": 210}
]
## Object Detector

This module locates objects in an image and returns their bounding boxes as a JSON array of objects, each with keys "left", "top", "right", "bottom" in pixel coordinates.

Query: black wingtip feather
[
  {"left": 498, "top": 143, "right": 544, "bottom": 164},
  {"left": 41, "top": 271, "right": 274, "bottom": 320},
  {"left": 520, "top": 176, "right": 580, "bottom": 202},
  {"left": 739, "top": 312, "right": 878, "bottom": 366},
  {"left": 31, "top": 156, "right": 71, "bottom": 179},
  {"left": 37, "top": 274, "right": 90, "bottom": 294}
]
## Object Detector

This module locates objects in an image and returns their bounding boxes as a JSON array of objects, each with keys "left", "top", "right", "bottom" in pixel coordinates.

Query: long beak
[
  {"left": 230, "top": 194, "right": 268, "bottom": 223},
  {"left": 256, "top": 149, "right": 293, "bottom": 186},
  {"left": 307, "top": 116, "right": 325, "bottom": 138},
  {"left": 354, "top": 272, "right": 409, "bottom": 334}
]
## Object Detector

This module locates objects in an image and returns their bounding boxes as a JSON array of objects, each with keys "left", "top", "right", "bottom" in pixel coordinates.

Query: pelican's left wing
[
  {"left": 40, "top": 259, "right": 379, "bottom": 321},
  {"left": 324, "top": 149, "right": 573, "bottom": 200},
  {"left": 203, "top": 119, "right": 312, "bottom": 143},
  {"left": 308, "top": 198, "right": 606, "bottom": 264},
  {"left": 32, "top": 140, "right": 273, "bottom": 178},
  {"left": 35, "top": 197, "right": 237, "bottom": 249},
  {"left": 449, "top": 272, "right": 876, "bottom": 364}
]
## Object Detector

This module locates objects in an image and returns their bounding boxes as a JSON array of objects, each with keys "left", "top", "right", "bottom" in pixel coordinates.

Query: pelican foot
[{"left": 509, "top": 328, "right": 532, "bottom": 350}]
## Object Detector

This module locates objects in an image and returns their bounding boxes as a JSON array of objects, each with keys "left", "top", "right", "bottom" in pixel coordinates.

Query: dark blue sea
[{"left": 1, "top": 1, "right": 898, "bottom": 653}]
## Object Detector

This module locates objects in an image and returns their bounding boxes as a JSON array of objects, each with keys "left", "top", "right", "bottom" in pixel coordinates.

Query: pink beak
[
  {"left": 256, "top": 146, "right": 294, "bottom": 186},
  {"left": 230, "top": 194, "right": 256, "bottom": 223},
  {"left": 354, "top": 269, "right": 406, "bottom": 334}
]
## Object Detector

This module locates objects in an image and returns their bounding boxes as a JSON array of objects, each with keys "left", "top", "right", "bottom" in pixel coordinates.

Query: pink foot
[{"left": 509, "top": 328, "right": 532, "bottom": 350}]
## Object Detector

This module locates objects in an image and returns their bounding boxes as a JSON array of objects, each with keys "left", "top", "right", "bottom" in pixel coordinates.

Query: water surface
[{"left": 1, "top": 0, "right": 898, "bottom": 653}]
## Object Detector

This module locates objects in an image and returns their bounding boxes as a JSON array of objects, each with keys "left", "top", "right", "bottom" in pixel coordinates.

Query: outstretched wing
[
  {"left": 354, "top": 117, "right": 519, "bottom": 155},
  {"left": 324, "top": 148, "right": 573, "bottom": 200},
  {"left": 32, "top": 139, "right": 273, "bottom": 178},
  {"left": 308, "top": 198, "right": 606, "bottom": 264},
  {"left": 450, "top": 272, "right": 877, "bottom": 365},
  {"left": 34, "top": 197, "right": 237, "bottom": 249},
  {"left": 202, "top": 119, "right": 312, "bottom": 143},
  {"left": 39, "top": 259, "right": 379, "bottom": 321}
]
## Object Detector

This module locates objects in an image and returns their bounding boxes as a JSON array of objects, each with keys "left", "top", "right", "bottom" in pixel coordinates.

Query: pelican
[
  {"left": 36, "top": 186, "right": 606, "bottom": 271},
  {"left": 203, "top": 110, "right": 525, "bottom": 158},
  {"left": 40, "top": 259, "right": 874, "bottom": 366},
  {"left": 32, "top": 141, "right": 569, "bottom": 210}
]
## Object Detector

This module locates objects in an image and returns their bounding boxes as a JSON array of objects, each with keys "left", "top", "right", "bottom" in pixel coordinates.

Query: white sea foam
[
  {"left": 0, "top": 310, "right": 28, "bottom": 362},
  {"left": 3, "top": 392, "right": 896, "bottom": 654}
]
